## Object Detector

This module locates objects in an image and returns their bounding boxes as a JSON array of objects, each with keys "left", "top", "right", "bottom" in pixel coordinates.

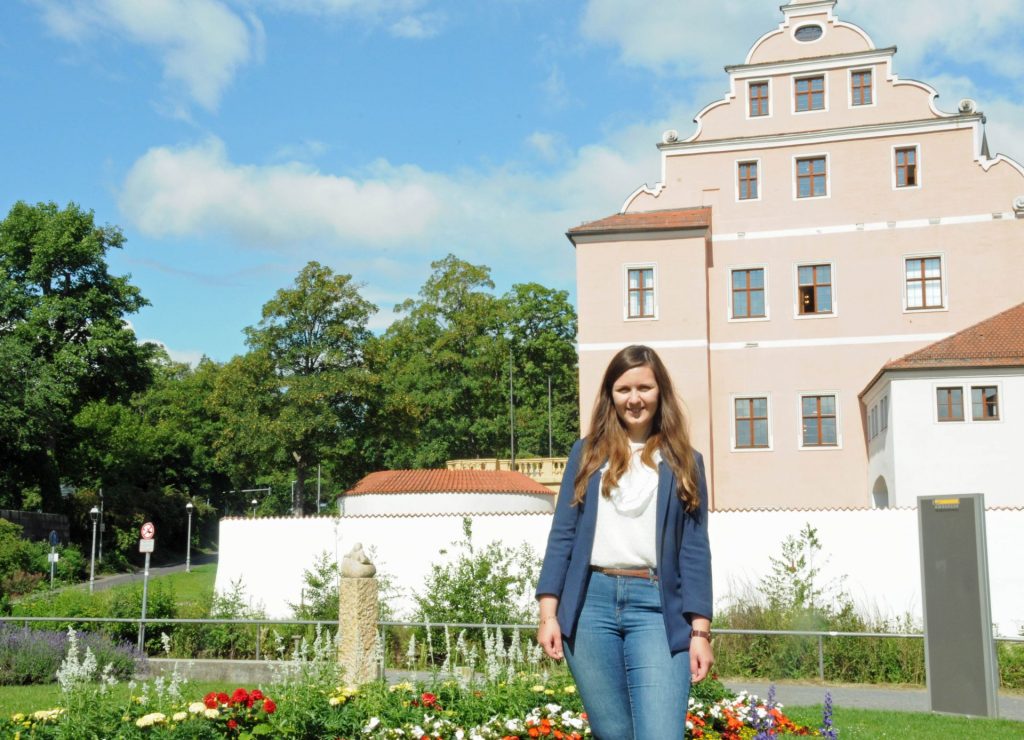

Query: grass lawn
[
  {"left": 0, "top": 681, "right": 228, "bottom": 717},
  {"left": 142, "top": 562, "right": 216, "bottom": 611},
  {"left": 785, "top": 703, "right": 1024, "bottom": 739}
]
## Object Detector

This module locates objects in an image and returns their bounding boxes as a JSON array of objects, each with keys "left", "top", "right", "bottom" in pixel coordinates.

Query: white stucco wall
[
  {"left": 871, "top": 369, "right": 1024, "bottom": 508},
  {"left": 215, "top": 508, "right": 1024, "bottom": 637}
]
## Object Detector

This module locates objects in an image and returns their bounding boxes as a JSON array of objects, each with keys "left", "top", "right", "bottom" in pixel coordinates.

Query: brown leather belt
[{"left": 591, "top": 565, "right": 658, "bottom": 581}]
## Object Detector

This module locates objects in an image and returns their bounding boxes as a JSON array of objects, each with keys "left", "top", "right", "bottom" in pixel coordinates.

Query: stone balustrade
[{"left": 445, "top": 457, "right": 568, "bottom": 492}]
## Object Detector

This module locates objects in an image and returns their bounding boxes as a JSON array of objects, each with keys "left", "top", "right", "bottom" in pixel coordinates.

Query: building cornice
[
  {"left": 725, "top": 46, "right": 896, "bottom": 76},
  {"left": 659, "top": 114, "right": 982, "bottom": 155}
]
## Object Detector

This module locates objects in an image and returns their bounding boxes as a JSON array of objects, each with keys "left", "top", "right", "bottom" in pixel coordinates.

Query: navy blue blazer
[{"left": 535, "top": 438, "right": 713, "bottom": 654}]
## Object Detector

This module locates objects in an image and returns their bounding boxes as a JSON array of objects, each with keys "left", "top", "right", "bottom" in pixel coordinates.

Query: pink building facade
[{"left": 570, "top": 0, "right": 1024, "bottom": 510}]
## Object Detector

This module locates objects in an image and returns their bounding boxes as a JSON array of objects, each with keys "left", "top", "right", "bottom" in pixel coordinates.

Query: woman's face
[{"left": 611, "top": 364, "right": 659, "bottom": 442}]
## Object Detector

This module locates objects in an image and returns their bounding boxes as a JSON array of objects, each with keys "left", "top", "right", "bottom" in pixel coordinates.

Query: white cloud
[
  {"left": 526, "top": 132, "right": 561, "bottom": 162},
  {"left": 37, "top": 0, "right": 262, "bottom": 110},
  {"left": 580, "top": 0, "right": 1024, "bottom": 93},
  {"left": 119, "top": 137, "right": 443, "bottom": 246},
  {"left": 389, "top": 13, "right": 444, "bottom": 39}
]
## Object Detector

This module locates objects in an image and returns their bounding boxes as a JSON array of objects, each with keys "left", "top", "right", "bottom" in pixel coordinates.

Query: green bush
[
  {"left": 0, "top": 519, "right": 89, "bottom": 598},
  {"left": 714, "top": 524, "right": 926, "bottom": 685},
  {"left": 170, "top": 580, "right": 267, "bottom": 659}
]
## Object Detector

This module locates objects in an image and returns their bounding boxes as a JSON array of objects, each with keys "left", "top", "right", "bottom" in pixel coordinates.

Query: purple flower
[{"left": 820, "top": 690, "right": 837, "bottom": 740}]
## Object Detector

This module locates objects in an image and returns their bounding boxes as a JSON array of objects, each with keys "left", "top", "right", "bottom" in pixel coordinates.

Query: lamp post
[
  {"left": 185, "top": 501, "right": 194, "bottom": 573},
  {"left": 98, "top": 488, "right": 104, "bottom": 563},
  {"left": 88, "top": 506, "right": 99, "bottom": 593},
  {"left": 251, "top": 498, "right": 258, "bottom": 518}
]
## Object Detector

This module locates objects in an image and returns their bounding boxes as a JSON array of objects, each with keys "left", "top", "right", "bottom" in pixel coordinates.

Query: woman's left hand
[{"left": 690, "top": 636, "right": 714, "bottom": 683}]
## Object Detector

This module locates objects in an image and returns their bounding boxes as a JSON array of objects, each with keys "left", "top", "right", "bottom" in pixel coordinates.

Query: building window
[
  {"left": 738, "top": 161, "right": 759, "bottom": 200},
  {"left": 971, "top": 386, "right": 999, "bottom": 420},
  {"left": 937, "top": 387, "right": 964, "bottom": 422},
  {"left": 851, "top": 70, "right": 872, "bottom": 106},
  {"left": 797, "top": 264, "right": 833, "bottom": 314},
  {"left": 795, "top": 75, "right": 825, "bottom": 112},
  {"left": 869, "top": 405, "right": 878, "bottom": 439},
  {"left": 627, "top": 267, "right": 655, "bottom": 318},
  {"left": 895, "top": 146, "right": 918, "bottom": 187},
  {"left": 801, "top": 394, "right": 838, "bottom": 447},
  {"left": 749, "top": 81, "right": 769, "bottom": 117},
  {"left": 796, "top": 156, "right": 827, "bottom": 198},
  {"left": 905, "top": 257, "right": 943, "bottom": 309},
  {"left": 880, "top": 395, "right": 888, "bottom": 431},
  {"left": 731, "top": 268, "right": 765, "bottom": 318},
  {"left": 735, "top": 397, "right": 769, "bottom": 449}
]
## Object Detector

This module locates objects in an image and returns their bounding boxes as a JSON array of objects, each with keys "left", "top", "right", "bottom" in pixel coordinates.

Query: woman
[{"left": 535, "top": 344, "right": 713, "bottom": 739}]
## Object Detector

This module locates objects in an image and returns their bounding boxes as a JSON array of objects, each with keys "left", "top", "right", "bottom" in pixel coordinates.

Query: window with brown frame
[
  {"left": 796, "top": 156, "right": 827, "bottom": 198},
  {"left": 971, "top": 386, "right": 999, "bottom": 420},
  {"left": 738, "top": 161, "right": 758, "bottom": 200},
  {"left": 797, "top": 264, "right": 832, "bottom": 314},
  {"left": 851, "top": 70, "right": 872, "bottom": 106},
  {"left": 627, "top": 267, "right": 655, "bottom": 318},
  {"left": 936, "top": 387, "right": 964, "bottom": 422},
  {"left": 749, "top": 81, "right": 769, "bottom": 117},
  {"left": 795, "top": 75, "right": 825, "bottom": 111},
  {"left": 731, "top": 268, "right": 765, "bottom": 318},
  {"left": 895, "top": 147, "right": 918, "bottom": 187},
  {"left": 801, "top": 394, "right": 837, "bottom": 446},
  {"left": 905, "top": 256, "right": 943, "bottom": 309},
  {"left": 735, "top": 397, "right": 769, "bottom": 448}
]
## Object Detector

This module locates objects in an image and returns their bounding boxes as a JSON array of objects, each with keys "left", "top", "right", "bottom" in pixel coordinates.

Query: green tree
[
  {"left": 503, "top": 282, "right": 578, "bottom": 457},
  {"left": 0, "top": 201, "right": 153, "bottom": 510},
  {"left": 222, "top": 261, "right": 376, "bottom": 515}
]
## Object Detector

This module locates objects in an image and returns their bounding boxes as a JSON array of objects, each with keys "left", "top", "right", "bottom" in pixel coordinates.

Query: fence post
[
  {"left": 255, "top": 624, "right": 261, "bottom": 661},
  {"left": 378, "top": 625, "right": 386, "bottom": 681},
  {"left": 817, "top": 635, "right": 825, "bottom": 681}
]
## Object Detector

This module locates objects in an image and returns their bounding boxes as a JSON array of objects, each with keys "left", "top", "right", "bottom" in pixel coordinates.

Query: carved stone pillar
[{"left": 337, "top": 543, "right": 380, "bottom": 684}]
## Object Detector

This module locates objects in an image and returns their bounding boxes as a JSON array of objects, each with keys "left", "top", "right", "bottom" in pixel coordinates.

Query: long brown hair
[{"left": 572, "top": 345, "right": 700, "bottom": 511}]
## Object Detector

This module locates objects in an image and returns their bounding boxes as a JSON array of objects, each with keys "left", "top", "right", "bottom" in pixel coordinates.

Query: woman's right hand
[{"left": 537, "top": 616, "right": 564, "bottom": 660}]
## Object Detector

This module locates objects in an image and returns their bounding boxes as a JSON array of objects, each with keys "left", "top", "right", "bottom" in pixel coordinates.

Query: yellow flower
[
  {"left": 328, "top": 697, "right": 342, "bottom": 706},
  {"left": 172, "top": 712, "right": 188, "bottom": 722},
  {"left": 563, "top": 686, "right": 577, "bottom": 694},
  {"left": 11, "top": 714, "right": 24, "bottom": 723},
  {"left": 531, "top": 685, "right": 546, "bottom": 692},
  {"left": 136, "top": 712, "right": 167, "bottom": 728},
  {"left": 545, "top": 689, "right": 555, "bottom": 695}
]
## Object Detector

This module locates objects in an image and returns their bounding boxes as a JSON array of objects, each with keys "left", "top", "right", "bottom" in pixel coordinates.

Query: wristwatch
[{"left": 690, "top": 629, "right": 712, "bottom": 640}]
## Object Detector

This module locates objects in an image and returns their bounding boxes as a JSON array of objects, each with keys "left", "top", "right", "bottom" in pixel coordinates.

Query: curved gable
[{"left": 747, "top": 2, "right": 874, "bottom": 65}]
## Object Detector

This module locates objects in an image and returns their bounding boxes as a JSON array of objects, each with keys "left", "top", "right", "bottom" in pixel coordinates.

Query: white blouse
[{"left": 590, "top": 442, "right": 660, "bottom": 569}]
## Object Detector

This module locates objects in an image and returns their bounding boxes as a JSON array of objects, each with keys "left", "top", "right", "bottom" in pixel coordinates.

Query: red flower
[
  {"left": 204, "top": 692, "right": 219, "bottom": 709},
  {"left": 251, "top": 689, "right": 264, "bottom": 701},
  {"left": 262, "top": 698, "right": 277, "bottom": 714},
  {"left": 217, "top": 692, "right": 230, "bottom": 705},
  {"left": 420, "top": 692, "right": 438, "bottom": 707},
  {"left": 227, "top": 719, "right": 238, "bottom": 730},
  {"left": 231, "top": 688, "right": 250, "bottom": 704}
]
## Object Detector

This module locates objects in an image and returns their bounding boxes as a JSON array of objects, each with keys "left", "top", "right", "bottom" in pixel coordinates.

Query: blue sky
[{"left": 3, "top": 0, "right": 1022, "bottom": 363}]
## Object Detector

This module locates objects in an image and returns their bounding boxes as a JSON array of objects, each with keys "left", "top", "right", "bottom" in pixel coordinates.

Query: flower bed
[{"left": 0, "top": 627, "right": 834, "bottom": 738}]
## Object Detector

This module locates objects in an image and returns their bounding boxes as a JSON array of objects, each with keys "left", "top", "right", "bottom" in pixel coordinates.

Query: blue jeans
[{"left": 564, "top": 571, "right": 691, "bottom": 739}]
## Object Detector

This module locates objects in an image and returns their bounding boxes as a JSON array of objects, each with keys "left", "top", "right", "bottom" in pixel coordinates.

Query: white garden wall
[{"left": 215, "top": 508, "right": 1024, "bottom": 636}]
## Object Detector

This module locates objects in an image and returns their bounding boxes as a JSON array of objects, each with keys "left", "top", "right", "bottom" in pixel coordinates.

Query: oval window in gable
[{"left": 794, "top": 24, "right": 824, "bottom": 42}]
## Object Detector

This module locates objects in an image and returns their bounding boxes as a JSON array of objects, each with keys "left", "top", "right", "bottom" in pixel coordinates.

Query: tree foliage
[{"left": 0, "top": 201, "right": 153, "bottom": 510}]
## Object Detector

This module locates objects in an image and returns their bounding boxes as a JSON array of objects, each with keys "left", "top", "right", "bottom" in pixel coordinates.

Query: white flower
[
  {"left": 363, "top": 716, "right": 381, "bottom": 732},
  {"left": 756, "top": 707, "right": 768, "bottom": 719},
  {"left": 172, "top": 711, "right": 188, "bottom": 721},
  {"left": 204, "top": 708, "right": 220, "bottom": 719},
  {"left": 188, "top": 702, "right": 206, "bottom": 714}
]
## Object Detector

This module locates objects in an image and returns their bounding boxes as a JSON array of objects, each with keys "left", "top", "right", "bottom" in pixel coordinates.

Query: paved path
[{"left": 724, "top": 679, "right": 1024, "bottom": 721}]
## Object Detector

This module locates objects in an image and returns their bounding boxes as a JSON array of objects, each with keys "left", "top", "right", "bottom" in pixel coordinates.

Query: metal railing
[{"left": 4, "top": 615, "right": 1021, "bottom": 681}]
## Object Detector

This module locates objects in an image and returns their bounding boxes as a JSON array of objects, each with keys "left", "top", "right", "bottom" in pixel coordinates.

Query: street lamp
[
  {"left": 98, "top": 488, "right": 104, "bottom": 563},
  {"left": 185, "top": 501, "right": 194, "bottom": 573},
  {"left": 88, "top": 506, "right": 99, "bottom": 594},
  {"left": 251, "top": 498, "right": 258, "bottom": 518}
]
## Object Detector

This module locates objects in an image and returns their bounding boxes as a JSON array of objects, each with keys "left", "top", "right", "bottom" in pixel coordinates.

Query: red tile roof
[
  {"left": 345, "top": 469, "right": 554, "bottom": 496},
  {"left": 567, "top": 207, "right": 711, "bottom": 239},
  {"left": 884, "top": 302, "right": 1024, "bottom": 371}
]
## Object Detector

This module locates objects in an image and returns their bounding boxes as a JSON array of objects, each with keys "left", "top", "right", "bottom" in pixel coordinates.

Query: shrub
[
  {"left": 412, "top": 518, "right": 540, "bottom": 632},
  {"left": 170, "top": 579, "right": 267, "bottom": 659},
  {"left": 0, "top": 624, "right": 143, "bottom": 685}
]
